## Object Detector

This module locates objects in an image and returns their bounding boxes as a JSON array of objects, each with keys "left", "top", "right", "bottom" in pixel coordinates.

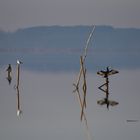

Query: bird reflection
[
  {"left": 97, "top": 97, "right": 119, "bottom": 110},
  {"left": 6, "top": 64, "right": 12, "bottom": 85},
  {"left": 97, "top": 67, "right": 119, "bottom": 109}
]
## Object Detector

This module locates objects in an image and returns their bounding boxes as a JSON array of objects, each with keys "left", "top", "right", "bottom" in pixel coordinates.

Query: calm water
[{"left": 0, "top": 67, "right": 140, "bottom": 140}]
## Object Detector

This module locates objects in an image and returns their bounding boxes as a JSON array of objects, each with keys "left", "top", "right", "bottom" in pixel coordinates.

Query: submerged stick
[
  {"left": 74, "top": 87, "right": 92, "bottom": 140},
  {"left": 74, "top": 87, "right": 88, "bottom": 126}
]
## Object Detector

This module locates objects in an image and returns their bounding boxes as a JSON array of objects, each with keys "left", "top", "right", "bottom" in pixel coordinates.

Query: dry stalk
[{"left": 73, "top": 25, "right": 95, "bottom": 90}]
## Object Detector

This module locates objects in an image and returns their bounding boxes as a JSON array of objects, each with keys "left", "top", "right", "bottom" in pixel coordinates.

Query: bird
[
  {"left": 6, "top": 64, "right": 12, "bottom": 73},
  {"left": 17, "top": 60, "right": 23, "bottom": 64},
  {"left": 97, "top": 67, "right": 119, "bottom": 78},
  {"left": 6, "top": 64, "right": 12, "bottom": 85}
]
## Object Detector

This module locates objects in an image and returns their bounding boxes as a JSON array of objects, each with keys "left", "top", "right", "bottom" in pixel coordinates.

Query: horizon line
[{"left": 1, "top": 24, "right": 140, "bottom": 33}]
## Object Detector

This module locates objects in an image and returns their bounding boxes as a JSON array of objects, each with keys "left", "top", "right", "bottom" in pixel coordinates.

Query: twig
[{"left": 83, "top": 25, "right": 96, "bottom": 60}]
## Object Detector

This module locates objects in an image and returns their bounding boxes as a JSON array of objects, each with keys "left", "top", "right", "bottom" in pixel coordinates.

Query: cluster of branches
[{"left": 73, "top": 25, "right": 95, "bottom": 140}]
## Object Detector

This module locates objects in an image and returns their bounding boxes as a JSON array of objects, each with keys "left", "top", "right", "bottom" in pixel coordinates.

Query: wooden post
[{"left": 17, "top": 64, "right": 20, "bottom": 88}]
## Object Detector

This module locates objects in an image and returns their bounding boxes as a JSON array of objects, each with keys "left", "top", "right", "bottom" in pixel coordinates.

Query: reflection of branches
[
  {"left": 80, "top": 56, "right": 87, "bottom": 121},
  {"left": 73, "top": 74, "right": 91, "bottom": 140},
  {"left": 73, "top": 84, "right": 88, "bottom": 127}
]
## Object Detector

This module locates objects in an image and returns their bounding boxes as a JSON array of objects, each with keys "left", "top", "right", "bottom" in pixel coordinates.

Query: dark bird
[
  {"left": 97, "top": 67, "right": 119, "bottom": 78},
  {"left": 6, "top": 64, "right": 12, "bottom": 73},
  {"left": 6, "top": 64, "right": 12, "bottom": 85}
]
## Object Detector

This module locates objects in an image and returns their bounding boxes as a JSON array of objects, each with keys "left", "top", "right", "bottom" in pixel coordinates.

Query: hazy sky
[{"left": 0, "top": 0, "right": 140, "bottom": 31}]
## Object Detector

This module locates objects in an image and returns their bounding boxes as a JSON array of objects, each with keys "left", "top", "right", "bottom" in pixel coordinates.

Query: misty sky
[{"left": 0, "top": 0, "right": 140, "bottom": 31}]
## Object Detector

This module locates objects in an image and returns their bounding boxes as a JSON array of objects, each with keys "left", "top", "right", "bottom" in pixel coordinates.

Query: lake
[{"left": 0, "top": 64, "right": 140, "bottom": 140}]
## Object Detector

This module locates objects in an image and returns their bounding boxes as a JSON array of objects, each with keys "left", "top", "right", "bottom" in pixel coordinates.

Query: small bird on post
[{"left": 17, "top": 60, "right": 23, "bottom": 64}]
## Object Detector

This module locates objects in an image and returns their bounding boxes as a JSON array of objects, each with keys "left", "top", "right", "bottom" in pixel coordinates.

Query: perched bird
[
  {"left": 6, "top": 64, "right": 12, "bottom": 85},
  {"left": 97, "top": 67, "right": 119, "bottom": 78},
  {"left": 6, "top": 64, "right": 12, "bottom": 73},
  {"left": 17, "top": 60, "right": 23, "bottom": 64}
]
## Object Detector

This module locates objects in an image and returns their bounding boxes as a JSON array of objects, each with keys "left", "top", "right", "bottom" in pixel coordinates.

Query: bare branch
[{"left": 74, "top": 25, "right": 95, "bottom": 88}]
